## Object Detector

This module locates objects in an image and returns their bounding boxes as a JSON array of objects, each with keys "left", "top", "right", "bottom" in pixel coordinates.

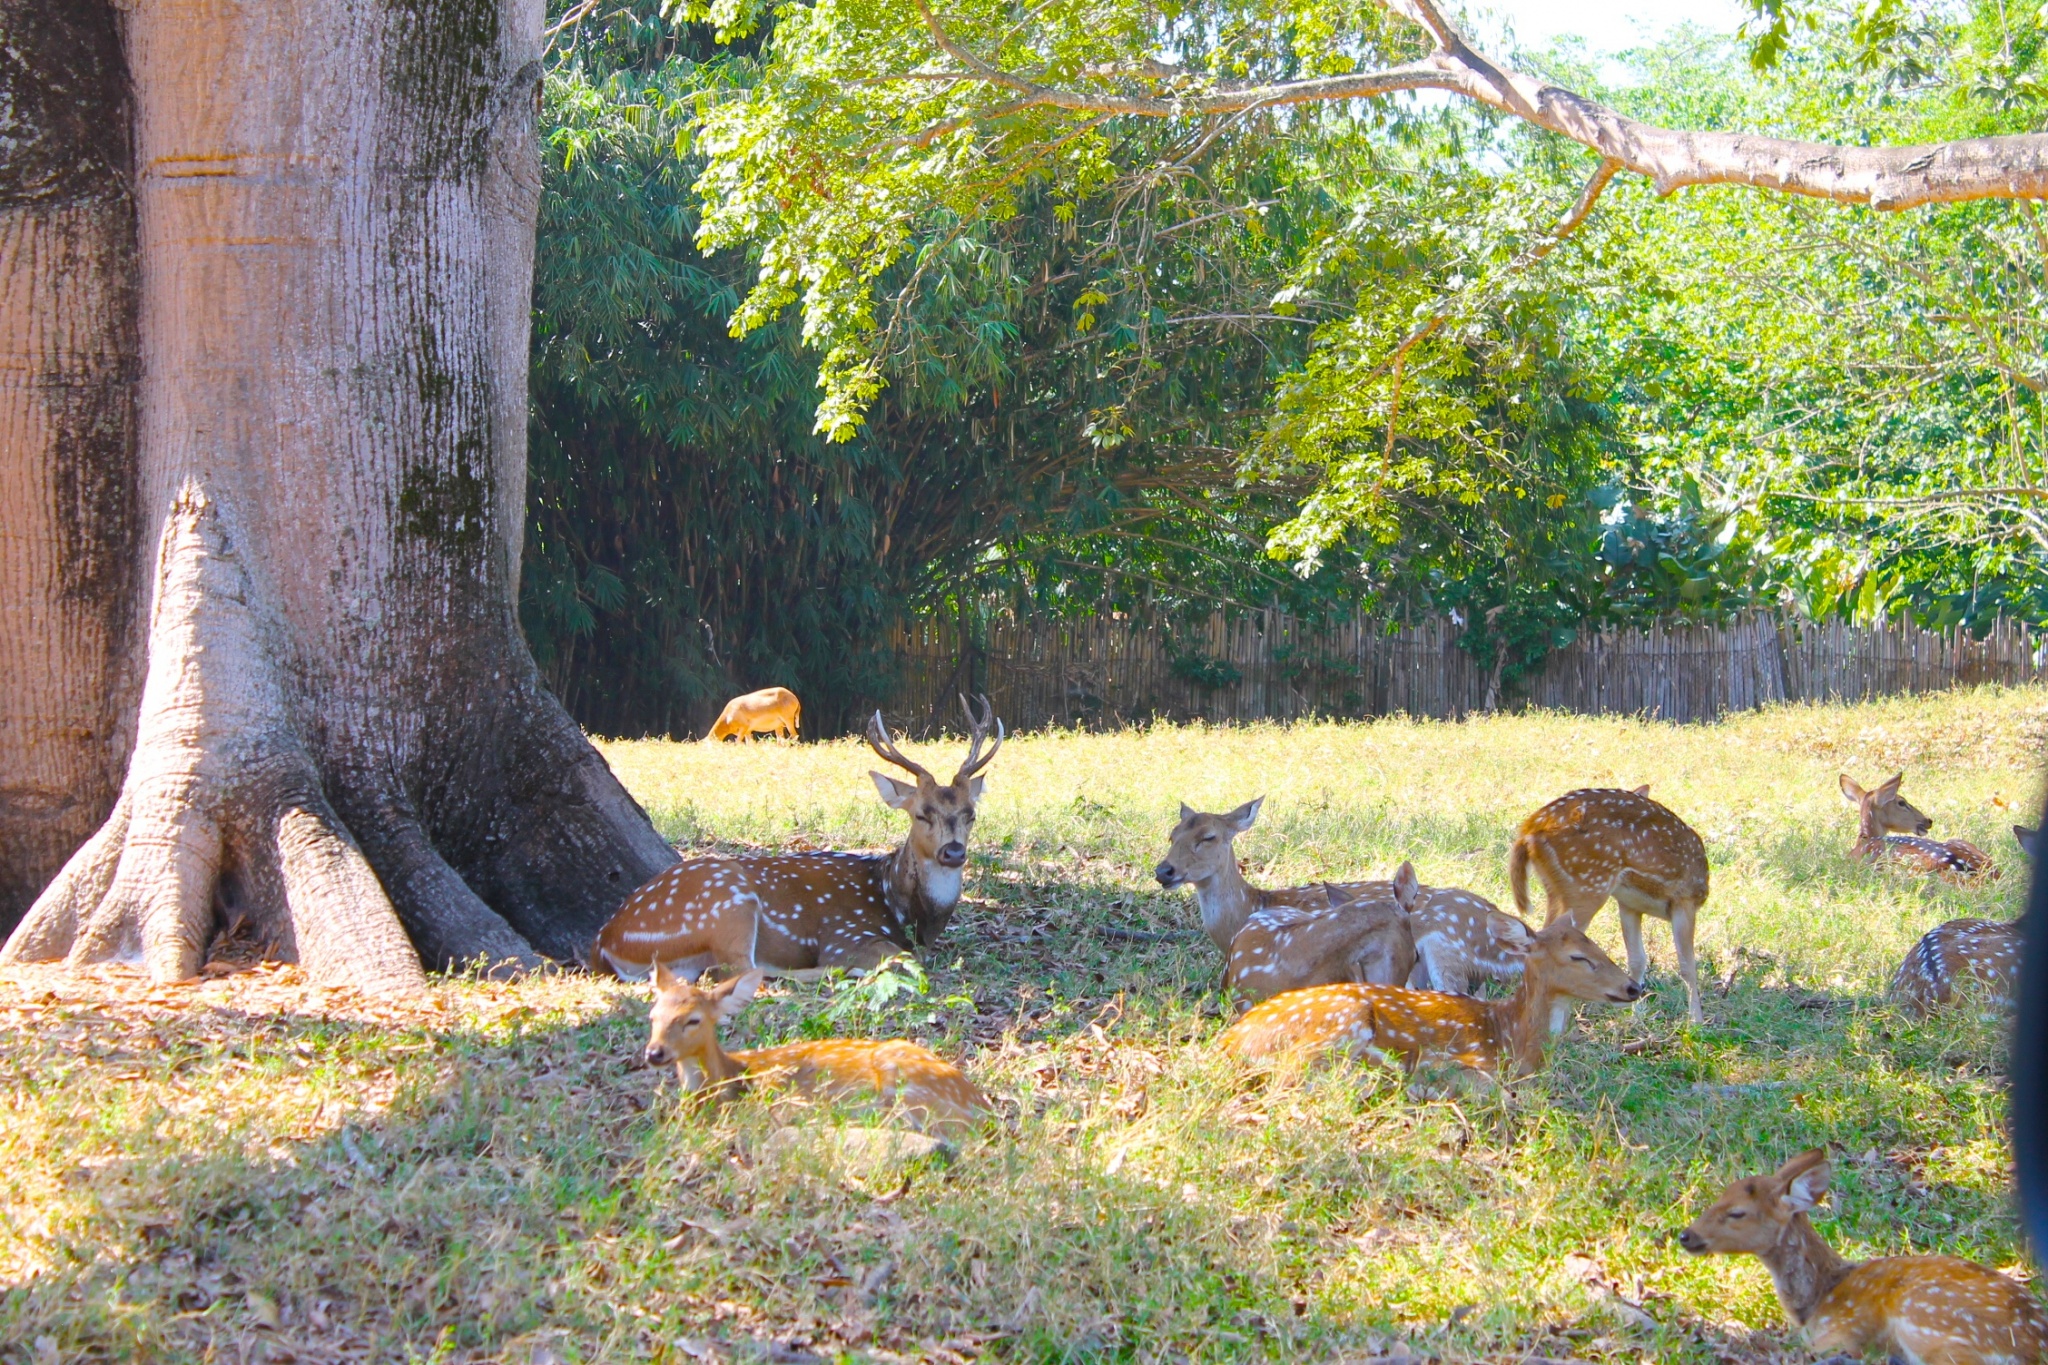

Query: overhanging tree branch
[{"left": 901, "top": 0, "right": 2048, "bottom": 210}]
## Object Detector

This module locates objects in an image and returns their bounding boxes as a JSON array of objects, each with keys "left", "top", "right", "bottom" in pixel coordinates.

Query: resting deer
[
  {"left": 1679, "top": 1150, "right": 2047, "bottom": 1365},
  {"left": 1407, "top": 881, "right": 1533, "bottom": 996},
  {"left": 643, "top": 964, "right": 991, "bottom": 1138},
  {"left": 1889, "top": 916, "right": 2023, "bottom": 1018},
  {"left": 706, "top": 686, "right": 801, "bottom": 742},
  {"left": 1154, "top": 798, "right": 1384, "bottom": 951},
  {"left": 1217, "top": 918, "right": 1641, "bottom": 1085},
  {"left": 1510, "top": 787, "right": 1709, "bottom": 1023},
  {"left": 593, "top": 697, "right": 1003, "bottom": 979},
  {"left": 1223, "top": 865, "right": 1420, "bottom": 1006},
  {"left": 1844, "top": 773, "right": 1997, "bottom": 883}
]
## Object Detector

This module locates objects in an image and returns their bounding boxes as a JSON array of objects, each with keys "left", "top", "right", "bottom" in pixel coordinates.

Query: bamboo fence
[{"left": 886, "top": 611, "right": 2045, "bottom": 732}]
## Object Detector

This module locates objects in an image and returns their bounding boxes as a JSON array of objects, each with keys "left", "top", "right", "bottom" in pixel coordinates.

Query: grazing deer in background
[
  {"left": 1509, "top": 787, "right": 1710, "bottom": 1023},
  {"left": 1407, "top": 882, "right": 1533, "bottom": 997},
  {"left": 643, "top": 964, "right": 992, "bottom": 1138},
  {"left": 1679, "top": 1150, "right": 2047, "bottom": 1365},
  {"left": 592, "top": 698, "right": 1004, "bottom": 979},
  {"left": 1217, "top": 919, "right": 1641, "bottom": 1086},
  {"left": 706, "top": 686, "right": 802, "bottom": 742},
  {"left": 1890, "top": 913, "right": 2024, "bottom": 1018},
  {"left": 1844, "top": 773, "right": 1998, "bottom": 883},
  {"left": 1223, "top": 865, "right": 1421, "bottom": 1006},
  {"left": 1154, "top": 798, "right": 1384, "bottom": 951}
]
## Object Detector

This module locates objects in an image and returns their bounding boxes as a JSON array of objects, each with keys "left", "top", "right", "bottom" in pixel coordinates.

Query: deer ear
[
  {"left": 1839, "top": 774, "right": 1864, "bottom": 803},
  {"left": 1632, "top": 784, "right": 1650, "bottom": 798},
  {"left": 871, "top": 771, "right": 918, "bottom": 810},
  {"left": 1225, "top": 796, "right": 1263, "bottom": 832},
  {"left": 1490, "top": 918, "right": 1536, "bottom": 956},
  {"left": 1322, "top": 882, "right": 1350, "bottom": 908},
  {"left": 2017, "top": 826, "right": 2039, "bottom": 858},
  {"left": 1878, "top": 773, "right": 1904, "bottom": 799},
  {"left": 967, "top": 775, "right": 986, "bottom": 803},
  {"left": 713, "top": 970, "right": 765, "bottom": 1019},
  {"left": 1392, "top": 861, "right": 1421, "bottom": 910},
  {"left": 1178, "top": 801, "right": 1197, "bottom": 824},
  {"left": 1776, "top": 1149, "right": 1831, "bottom": 1212},
  {"left": 651, "top": 959, "right": 679, "bottom": 992}
]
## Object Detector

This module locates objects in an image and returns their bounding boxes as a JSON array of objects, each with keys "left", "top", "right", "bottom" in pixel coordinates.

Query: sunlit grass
[{"left": 2, "top": 685, "right": 2040, "bottom": 1362}]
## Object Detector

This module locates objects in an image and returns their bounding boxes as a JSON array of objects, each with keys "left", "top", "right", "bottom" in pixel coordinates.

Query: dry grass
[{"left": 2, "top": 686, "right": 2043, "bottom": 1363}]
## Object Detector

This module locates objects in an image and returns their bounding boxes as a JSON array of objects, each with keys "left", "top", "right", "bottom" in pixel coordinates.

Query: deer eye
[
  {"left": 1570, "top": 953, "right": 1590, "bottom": 964},
  {"left": 1197, "top": 834, "right": 1217, "bottom": 846},
  {"left": 681, "top": 1018, "right": 699, "bottom": 1030},
  {"left": 1724, "top": 1209, "right": 1746, "bottom": 1220}
]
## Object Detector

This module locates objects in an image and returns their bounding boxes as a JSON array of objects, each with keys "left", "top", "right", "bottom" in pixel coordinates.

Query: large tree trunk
[
  {"left": 2, "top": 0, "right": 676, "bottom": 993},
  {"left": 0, "top": 0, "right": 141, "bottom": 937}
]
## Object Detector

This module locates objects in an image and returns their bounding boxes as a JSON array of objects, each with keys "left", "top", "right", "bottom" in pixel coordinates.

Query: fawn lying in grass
[
  {"left": 1842, "top": 772, "right": 1998, "bottom": 884},
  {"left": 1223, "top": 864, "right": 1420, "bottom": 1006},
  {"left": 643, "top": 963, "right": 992, "bottom": 1138},
  {"left": 1680, "top": 1149, "right": 2047, "bottom": 1365},
  {"left": 1217, "top": 918, "right": 1640, "bottom": 1086}
]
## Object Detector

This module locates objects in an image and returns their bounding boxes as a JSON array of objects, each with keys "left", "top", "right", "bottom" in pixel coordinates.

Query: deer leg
[
  {"left": 1618, "top": 908, "right": 1651, "bottom": 1015},
  {"left": 1668, "top": 903, "right": 1703, "bottom": 1025}
]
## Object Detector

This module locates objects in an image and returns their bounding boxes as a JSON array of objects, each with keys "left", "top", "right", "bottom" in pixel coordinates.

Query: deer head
[
  {"left": 1155, "top": 797, "right": 1262, "bottom": 889},
  {"left": 866, "top": 696, "right": 1003, "bottom": 923},
  {"left": 1840, "top": 773, "right": 1932, "bottom": 836},
  {"left": 1678, "top": 1149, "right": 1831, "bottom": 1256},
  {"left": 644, "top": 962, "right": 764, "bottom": 1090},
  {"left": 1513, "top": 919, "right": 1642, "bottom": 1004}
]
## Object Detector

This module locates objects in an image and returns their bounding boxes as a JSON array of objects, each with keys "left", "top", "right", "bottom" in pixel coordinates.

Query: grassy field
[{"left": 2, "top": 687, "right": 2044, "bottom": 1364}]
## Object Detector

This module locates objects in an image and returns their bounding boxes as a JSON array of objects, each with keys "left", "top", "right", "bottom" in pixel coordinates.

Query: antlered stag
[
  {"left": 1217, "top": 918, "right": 1640, "bottom": 1086},
  {"left": 1679, "top": 1150, "right": 2047, "bottom": 1365},
  {"left": 706, "top": 687, "right": 801, "bottom": 742},
  {"left": 592, "top": 698, "right": 1003, "bottom": 978},
  {"left": 1509, "top": 787, "right": 1709, "bottom": 1023},
  {"left": 643, "top": 964, "right": 991, "bottom": 1137}
]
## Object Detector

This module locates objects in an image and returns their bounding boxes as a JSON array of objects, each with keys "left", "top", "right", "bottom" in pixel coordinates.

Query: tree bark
[
  {"left": 2, "top": 0, "right": 676, "bottom": 992},
  {"left": 0, "top": 0, "right": 141, "bottom": 938}
]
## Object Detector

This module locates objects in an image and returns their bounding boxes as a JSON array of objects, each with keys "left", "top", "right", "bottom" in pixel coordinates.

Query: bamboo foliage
[{"left": 888, "top": 612, "right": 2045, "bottom": 732}]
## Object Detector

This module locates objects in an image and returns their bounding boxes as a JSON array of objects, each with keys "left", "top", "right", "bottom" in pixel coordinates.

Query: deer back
[
  {"left": 1888, "top": 917, "right": 2022, "bottom": 1017},
  {"left": 1408, "top": 885, "right": 1529, "bottom": 994},
  {"left": 735, "top": 1038, "right": 993, "bottom": 1138},
  {"left": 1223, "top": 878, "right": 1416, "bottom": 1005},
  {"left": 1516, "top": 788, "right": 1708, "bottom": 906}
]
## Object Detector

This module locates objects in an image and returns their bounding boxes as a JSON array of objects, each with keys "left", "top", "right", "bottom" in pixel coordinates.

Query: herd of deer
[{"left": 604, "top": 699, "right": 2046, "bottom": 1363}]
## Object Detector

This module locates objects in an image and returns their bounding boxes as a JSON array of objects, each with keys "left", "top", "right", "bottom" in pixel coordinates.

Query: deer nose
[
  {"left": 1155, "top": 861, "right": 1179, "bottom": 886},
  {"left": 936, "top": 841, "right": 966, "bottom": 868},
  {"left": 1621, "top": 980, "right": 1644, "bottom": 1001},
  {"left": 644, "top": 1044, "right": 670, "bottom": 1066},
  {"left": 1677, "top": 1229, "right": 1706, "bottom": 1254}
]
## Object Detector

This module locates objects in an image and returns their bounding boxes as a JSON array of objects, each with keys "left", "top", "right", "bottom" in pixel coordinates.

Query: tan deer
[
  {"left": 1407, "top": 882, "right": 1533, "bottom": 996},
  {"left": 592, "top": 698, "right": 1003, "bottom": 979},
  {"left": 1678, "top": 1150, "right": 2047, "bottom": 1365},
  {"left": 1216, "top": 918, "right": 1641, "bottom": 1085},
  {"left": 1889, "top": 918, "right": 2023, "bottom": 1017},
  {"left": 706, "top": 686, "right": 801, "bottom": 742},
  {"left": 1509, "top": 787, "right": 1709, "bottom": 1023},
  {"left": 1154, "top": 798, "right": 1382, "bottom": 951},
  {"left": 1223, "top": 865, "right": 1420, "bottom": 1006},
  {"left": 1844, "top": 773, "right": 1998, "bottom": 883},
  {"left": 643, "top": 964, "right": 992, "bottom": 1138}
]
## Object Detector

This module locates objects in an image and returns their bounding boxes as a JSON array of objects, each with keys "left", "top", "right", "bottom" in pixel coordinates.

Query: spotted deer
[
  {"left": 1679, "top": 1150, "right": 2047, "bottom": 1365},
  {"left": 1509, "top": 787, "right": 1709, "bottom": 1023},
  {"left": 1839, "top": 772, "right": 1934, "bottom": 836},
  {"left": 1844, "top": 773, "right": 1998, "bottom": 883},
  {"left": 1217, "top": 918, "right": 1641, "bottom": 1085},
  {"left": 643, "top": 964, "right": 992, "bottom": 1138},
  {"left": 1154, "top": 798, "right": 1383, "bottom": 951},
  {"left": 592, "top": 698, "right": 1004, "bottom": 979},
  {"left": 1223, "top": 865, "right": 1421, "bottom": 1006},
  {"left": 1889, "top": 918, "right": 2024, "bottom": 1017},
  {"left": 1407, "top": 882, "right": 1533, "bottom": 996}
]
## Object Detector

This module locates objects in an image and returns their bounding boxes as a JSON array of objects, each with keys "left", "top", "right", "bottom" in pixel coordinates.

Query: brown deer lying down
[
  {"left": 1406, "top": 880, "right": 1534, "bottom": 996},
  {"left": 643, "top": 964, "right": 992, "bottom": 1138},
  {"left": 1510, "top": 786, "right": 1709, "bottom": 1023},
  {"left": 1842, "top": 772, "right": 1998, "bottom": 883},
  {"left": 1217, "top": 919, "right": 1640, "bottom": 1086},
  {"left": 705, "top": 686, "right": 801, "bottom": 742},
  {"left": 1154, "top": 798, "right": 1387, "bottom": 951},
  {"left": 1679, "top": 1150, "right": 2048, "bottom": 1365},
  {"left": 592, "top": 697, "right": 1003, "bottom": 979},
  {"left": 1887, "top": 829, "right": 2032, "bottom": 1017},
  {"left": 1223, "top": 866, "right": 1420, "bottom": 1006}
]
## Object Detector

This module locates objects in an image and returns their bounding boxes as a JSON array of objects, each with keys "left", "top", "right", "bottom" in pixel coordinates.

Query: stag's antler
[
  {"left": 952, "top": 694, "right": 1005, "bottom": 784},
  {"left": 865, "top": 711, "right": 936, "bottom": 785}
]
